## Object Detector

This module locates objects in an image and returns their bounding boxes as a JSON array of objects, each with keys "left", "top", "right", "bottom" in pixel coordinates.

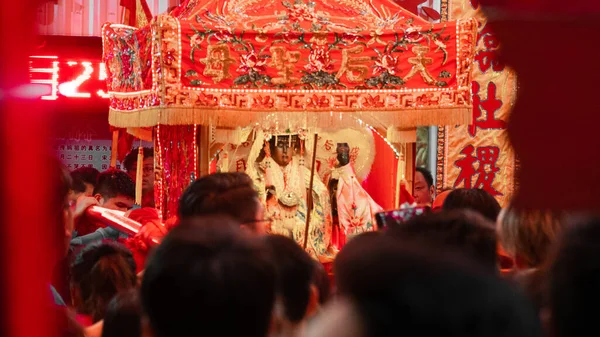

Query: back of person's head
[
  {"left": 432, "top": 188, "right": 453, "bottom": 211},
  {"left": 179, "top": 173, "right": 262, "bottom": 228},
  {"left": 443, "top": 188, "right": 501, "bottom": 222},
  {"left": 388, "top": 210, "right": 498, "bottom": 273},
  {"left": 141, "top": 216, "right": 276, "bottom": 337},
  {"left": 71, "top": 167, "right": 100, "bottom": 194},
  {"left": 263, "top": 235, "right": 318, "bottom": 323},
  {"left": 93, "top": 169, "right": 135, "bottom": 205},
  {"left": 102, "top": 289, "right": 142, "bottom": 337},
  {"left": 498, "top": 206, "right": 564, "bottom": 268},
  {"left": 70, "top": 242, "right": 137, "bottom": 322},
  {"left": 123, "top": 147, "right": 154, "bottom": 174},
  {"left": 548, "top": 217, "right": 600, "bottom": 337},
  {"left": 328, "top": 234, "right": 541, "bottom": 337},
  {"left": 50, "top": 156, "right": 73, "bottom": 261}
]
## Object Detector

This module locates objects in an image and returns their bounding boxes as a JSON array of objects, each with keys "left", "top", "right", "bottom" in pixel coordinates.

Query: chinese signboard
[
  {"left": 437, "top": 0, "right": 517, "bottom": 206},
  {"left": 55, "top": 140, "right": 115, "bottom": 171}
]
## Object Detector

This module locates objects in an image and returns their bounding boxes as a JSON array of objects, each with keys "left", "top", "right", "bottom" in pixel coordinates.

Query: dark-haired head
[
  {"left": 70, "top": 167, "right": 99, "bottom": 200},
  {"left": 179, "top": 173, "right": 267, "bottom": 234},
  {"left": 70, "top": 242, "right": 137, "bottom": 322},
  {"left": 122, "top": 147, "right": 154, "bottom": 194},
  {"left": 123, "top": 147, "right": 154, "bottom": 174},
  {"left": 319, "top": 234, "right": 541, "bottom": 337},
  {"left": 414, "top": 167, "right": 435, "bottom": 205},
  {"left": 141, "top": 215, "right": 276, "bottom": 337},
  {"left": 443, "top": 188, "right": 501, "bottom": 222},
  {"left": 263, "top": 235, "right": 319, "bottom": 324},
  {"left": 102, "top": 289, "right": 142, "bottom": 337},
  {"left": 93, "top": 169, "right": 135, "bottom": 211},
  {"left": 548, "top": 217, "right": 600, "bottom": 337},
  {"left": 387, "top": 210, "right": 498, "bottom": 273}
]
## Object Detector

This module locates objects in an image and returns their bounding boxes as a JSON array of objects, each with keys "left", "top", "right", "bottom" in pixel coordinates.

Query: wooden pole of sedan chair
[
  {"left": 389, "top": 127, "right": 416, "bottom": 208},
  {"left": 303, "top": 133, "right": 319, "bottom": 249},
  {"left": 407, "top": 143, "right": 416, "bottom": 196},
  {"left": 110, "top": 130, "right": 119, "bottom": 168},
  {"left": 197, "top": 125, "right": 211, "bottom": 177}
]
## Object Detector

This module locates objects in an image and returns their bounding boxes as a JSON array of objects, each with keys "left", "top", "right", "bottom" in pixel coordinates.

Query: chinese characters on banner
[
  {"left": 437, "top": 0, "right": 517, "bottom": 206},
  {"left": 55, "top": 138, "right": 153, "bottom": 172},
  {"left": 55, "top": 140, "right": 116, "bottom": 171}
]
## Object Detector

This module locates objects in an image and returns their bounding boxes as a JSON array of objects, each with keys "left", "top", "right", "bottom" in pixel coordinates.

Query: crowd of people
[{"left": 47, "top": 148, "right": 598, "bottom": 337}]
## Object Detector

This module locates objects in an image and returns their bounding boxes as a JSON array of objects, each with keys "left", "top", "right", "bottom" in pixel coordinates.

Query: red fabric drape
[{"left": 361, "top": 130, "right": 398, "bottom": 210}]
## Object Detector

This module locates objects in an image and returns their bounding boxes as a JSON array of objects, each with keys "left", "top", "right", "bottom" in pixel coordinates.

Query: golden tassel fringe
[{"left": 109, "top": 107, "right": 472, "bottom": 130}]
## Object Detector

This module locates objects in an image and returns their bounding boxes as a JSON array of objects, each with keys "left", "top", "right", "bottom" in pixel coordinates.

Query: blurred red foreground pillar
[
  {"left": 1, "top": 1, "right": 56, "bottom": 337},
  {"left": 480, "top": 0, "right": 600, "bottom": 210}
]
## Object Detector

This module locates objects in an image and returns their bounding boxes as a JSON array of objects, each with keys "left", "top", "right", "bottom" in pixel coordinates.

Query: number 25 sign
[{"left": 29, "top": 55, "right": 109, "bottom": 100}]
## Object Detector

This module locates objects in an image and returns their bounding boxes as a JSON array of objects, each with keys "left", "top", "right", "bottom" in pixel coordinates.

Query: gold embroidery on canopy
[
  {"left": 337, "top": 46, "right": 371, "bottom": 83},
  {"left": 200, "top": 45, "right": 236, "bottom": 83},
  {"left": 270, "top": 47, "right": 301, "bottom": 85},
  {"left": 404, "top": 46, "right": 435, "bottom": 85}
]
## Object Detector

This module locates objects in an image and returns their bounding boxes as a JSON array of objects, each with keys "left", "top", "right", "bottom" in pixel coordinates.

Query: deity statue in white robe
[{"left": 327, "top": 143, "right": 383, "bottom": 247}]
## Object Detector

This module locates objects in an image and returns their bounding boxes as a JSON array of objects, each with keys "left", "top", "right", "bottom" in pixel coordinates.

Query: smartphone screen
[{"left": 375, "top": 207, "right": 430, "bottom": 230}]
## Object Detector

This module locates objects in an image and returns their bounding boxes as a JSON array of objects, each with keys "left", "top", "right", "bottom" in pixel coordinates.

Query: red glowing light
[{"left": 29, "top": 55, "right": 108, "bottom": 100}]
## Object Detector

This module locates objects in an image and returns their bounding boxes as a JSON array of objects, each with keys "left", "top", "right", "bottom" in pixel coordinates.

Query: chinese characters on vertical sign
[{"left": 439, "top": 0, "right": 517, "bottom": 206}]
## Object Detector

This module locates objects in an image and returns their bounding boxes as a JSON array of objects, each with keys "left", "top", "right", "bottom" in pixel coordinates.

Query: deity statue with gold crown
[{"left": 246, "top": 128, "right": 337, "bottom": 263}]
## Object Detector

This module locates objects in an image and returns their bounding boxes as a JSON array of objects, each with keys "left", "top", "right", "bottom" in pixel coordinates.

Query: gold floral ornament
[
  {"left": 374, "top": 53, "right": 399, "bottom": 75},
  {"left": 190, "top": 34, "right": 203, "bottom": 48},
  {"left": 200, "top": 45, "right": 236, "bottom": 83},
  {"left": 286, "top": 1, "right": 318, "bottom": 23},
  {"left": 306, "top": 47, "right": 332, "bottom": 72},
  {"left": 238, "top": 51, "right": 267, "bottom": 73},
  {"left": 310, "top": 31, "right": 329, "bottom": 46},
  {"left": 365, "top": 41, "right": 405, "bottom": 88},
  {"left": 255, "top": 30, "right": 268, "bottom": 43},
  {"left": 404, "top": 25, "right": 424, "bottom": 43}
]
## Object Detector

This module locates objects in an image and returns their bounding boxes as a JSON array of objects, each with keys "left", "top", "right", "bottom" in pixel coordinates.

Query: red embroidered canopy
[{"left": 102, "top": 0, "right": 477, "bottom": 129}]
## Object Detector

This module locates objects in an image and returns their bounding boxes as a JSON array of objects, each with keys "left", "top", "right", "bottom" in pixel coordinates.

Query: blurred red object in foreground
[
  {"left": 479, "top": 0, "right": 600, "bottom": 210},
  {"left": 1, "top": 1, "right": 57, "bottom": 337}
]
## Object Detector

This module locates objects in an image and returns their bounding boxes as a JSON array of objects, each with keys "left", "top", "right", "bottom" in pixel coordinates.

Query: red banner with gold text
[{"left": 437, "top": 0, "right": 517, "bottom": 206}]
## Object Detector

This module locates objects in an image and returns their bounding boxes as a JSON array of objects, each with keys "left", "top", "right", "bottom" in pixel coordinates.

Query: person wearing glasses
[
  {"left": 123, "top": 147, "right": 155, "bottom": 208},
  {"left": 179, "top": 172, "right": 272, "bottom": 235}
]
